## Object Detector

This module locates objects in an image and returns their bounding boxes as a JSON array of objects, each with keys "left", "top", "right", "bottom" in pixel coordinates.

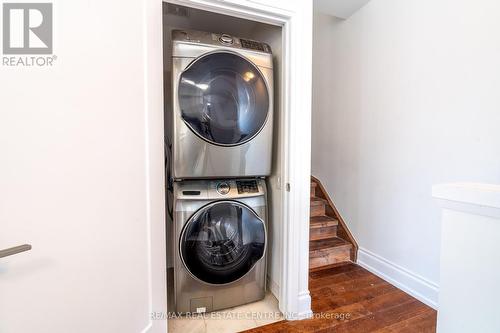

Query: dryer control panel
[{"left": 172, "top": 29, "right": 272, "bottom": 54}]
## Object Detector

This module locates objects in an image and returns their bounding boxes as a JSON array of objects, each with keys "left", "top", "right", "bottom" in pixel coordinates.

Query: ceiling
[{"left": 314, "top": 0, "right": 371, "bottom": 19}]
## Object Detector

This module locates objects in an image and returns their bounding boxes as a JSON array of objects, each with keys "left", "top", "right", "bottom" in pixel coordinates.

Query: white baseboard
[
  {"left": 295, "top": 291, "right": 313, "bottom": 320},
  {"left": 285, "top": 291, "right": 312, "bottom": 320},
  {"left": 267, "top": 275, "right": 312, "bottom": 320},
  {"left": 357, "top": 247, "right": 439, "bottom": 309}
]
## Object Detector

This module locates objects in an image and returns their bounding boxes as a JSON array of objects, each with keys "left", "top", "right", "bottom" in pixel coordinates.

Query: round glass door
[
  {"left": 180, "top": 201, "right": 266, "bottom": 285},
  {"left": 178, "top": 52, "right": 269, "bottom": 146}
]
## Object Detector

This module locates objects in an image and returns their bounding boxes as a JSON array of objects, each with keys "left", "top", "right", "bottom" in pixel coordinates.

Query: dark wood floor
[{"left": 243, "top": 263, "right": 436, "bottom": 333}]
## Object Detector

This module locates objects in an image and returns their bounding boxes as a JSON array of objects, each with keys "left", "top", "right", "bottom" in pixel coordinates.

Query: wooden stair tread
[
  {"left": 309, "top": 176, "right": 358, "bottom": 269},
  {"left": 310, "top": 237, "right": 352, "bottom": 252},
  {"left": 310, "top": 215, "right": 338, "bottom": 228},
  {"left": 309, "top": 261, "right": 353, "bottom": 273},
  {"left": 310, "top": 196, "right": 327, "bottom": 206}
]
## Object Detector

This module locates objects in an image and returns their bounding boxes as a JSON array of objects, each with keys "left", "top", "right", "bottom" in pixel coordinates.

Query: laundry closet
[{"left": 163, "top": 2, "right": 285, "bottom": 329}]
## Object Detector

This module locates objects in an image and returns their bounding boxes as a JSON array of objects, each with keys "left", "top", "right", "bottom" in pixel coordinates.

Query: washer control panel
[
  {"left": 176, "top": 179, "right": 265, "bottom": 200},
  {"left": 210, "top": 179, "right": 264, "bottom": 198}
]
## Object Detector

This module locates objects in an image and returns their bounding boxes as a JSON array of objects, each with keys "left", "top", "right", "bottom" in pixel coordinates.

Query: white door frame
[{"left": 142, "top": 0, "right": 313, "bottom": 330}]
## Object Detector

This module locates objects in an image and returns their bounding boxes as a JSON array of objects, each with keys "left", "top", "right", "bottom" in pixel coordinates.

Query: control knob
[
  {"left": 219, "top": 34, "right": 234, "bottom": 45},
  {"left": 216, "top": 182, "right": 230, "bottom": 195}
]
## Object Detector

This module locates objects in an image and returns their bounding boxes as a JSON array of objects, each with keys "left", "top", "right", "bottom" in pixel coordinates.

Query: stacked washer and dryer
[{"left": 166, "top": 29, "right": 274, "bottom": 313}]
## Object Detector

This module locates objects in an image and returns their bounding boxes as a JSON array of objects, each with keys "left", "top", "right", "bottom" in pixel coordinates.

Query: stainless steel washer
[
  {"left": 173, "top": 178, "right": 267, "bottom": 313},
  {"left": 167, "top": 29, "right": 274, "bottom": 179}
]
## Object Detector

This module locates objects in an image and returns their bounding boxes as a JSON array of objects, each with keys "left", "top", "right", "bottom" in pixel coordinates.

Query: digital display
[
  {"left": 240, "top": 39, "right": 266, "bottom": 52},
  {"left": 236, "top": 180, "right": 259, "bottom": 194}
]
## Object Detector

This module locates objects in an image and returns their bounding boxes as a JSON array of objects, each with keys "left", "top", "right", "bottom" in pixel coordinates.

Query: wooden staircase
[{"left": 309, "top": 177, "right": 358, "bottom": 270}]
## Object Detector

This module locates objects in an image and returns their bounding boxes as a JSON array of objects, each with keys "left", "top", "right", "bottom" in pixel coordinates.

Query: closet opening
[{"left": 162, "top": 2, "right": 285, "bottom": 331}]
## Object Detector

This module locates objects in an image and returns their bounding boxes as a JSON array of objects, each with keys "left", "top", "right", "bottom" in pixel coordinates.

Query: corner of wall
[{"left": 267, "top": 274, "right": 280, "bottom": 300}]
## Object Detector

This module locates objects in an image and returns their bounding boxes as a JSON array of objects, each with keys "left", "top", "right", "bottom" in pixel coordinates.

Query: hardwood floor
[{"left": 242, "top": 263, "right": 437, "bottom": 332}]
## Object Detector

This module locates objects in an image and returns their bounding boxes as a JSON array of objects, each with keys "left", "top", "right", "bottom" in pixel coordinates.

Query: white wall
[
  {"left": 433, "top": 184, "right": 500, "bottom": 332},
  {"left": 312, "top": 0, "right": 500, "bottom": 308},
  {"left": 0, "top": 0, "right": 165, "bottom": 332}
]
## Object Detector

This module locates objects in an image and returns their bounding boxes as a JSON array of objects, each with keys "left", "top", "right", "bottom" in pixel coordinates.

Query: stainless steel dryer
[
  {"left": 167, "top": 29, "right": 274, "bottom": 179},
  {"left": 173, "top": 178, "right": 267, "bottom": 313}
]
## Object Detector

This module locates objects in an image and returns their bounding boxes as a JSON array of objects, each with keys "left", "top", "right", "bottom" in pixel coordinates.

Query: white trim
[
  {"left": 433, "top": 183, "right": 500, "bottom": 219},
  {"left": 295, "top": 291, "right": 313, "bottom": 320},
  {"left": 144, "top": 0, "right": 167, "bottom": 332},
  {"left": 357, "top": 247, "right": 439, "bottom": 309},
  {"left": 432, "top": 183, "right": 500, "bottom": 210}
]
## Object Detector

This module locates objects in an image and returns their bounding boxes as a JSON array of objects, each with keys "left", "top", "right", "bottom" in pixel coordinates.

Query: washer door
[
  {"left": 178, "top": 52, "right": 269, "bottom": 146},
  {"left": 180, "top": 201, "right": 266, "bottom": 285}
]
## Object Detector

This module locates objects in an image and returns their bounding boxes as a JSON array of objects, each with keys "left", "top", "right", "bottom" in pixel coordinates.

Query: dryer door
[
  {"left": 178, "top": 51, "right": 270, "bottom": 146},
  {"left": 179, "top": 201, "right": 266, "bottom": 285}
]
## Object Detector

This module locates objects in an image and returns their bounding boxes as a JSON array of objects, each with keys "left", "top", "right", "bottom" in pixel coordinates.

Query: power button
[{"left": 216, "top": 182, "right": 230, "bottom": 195}]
